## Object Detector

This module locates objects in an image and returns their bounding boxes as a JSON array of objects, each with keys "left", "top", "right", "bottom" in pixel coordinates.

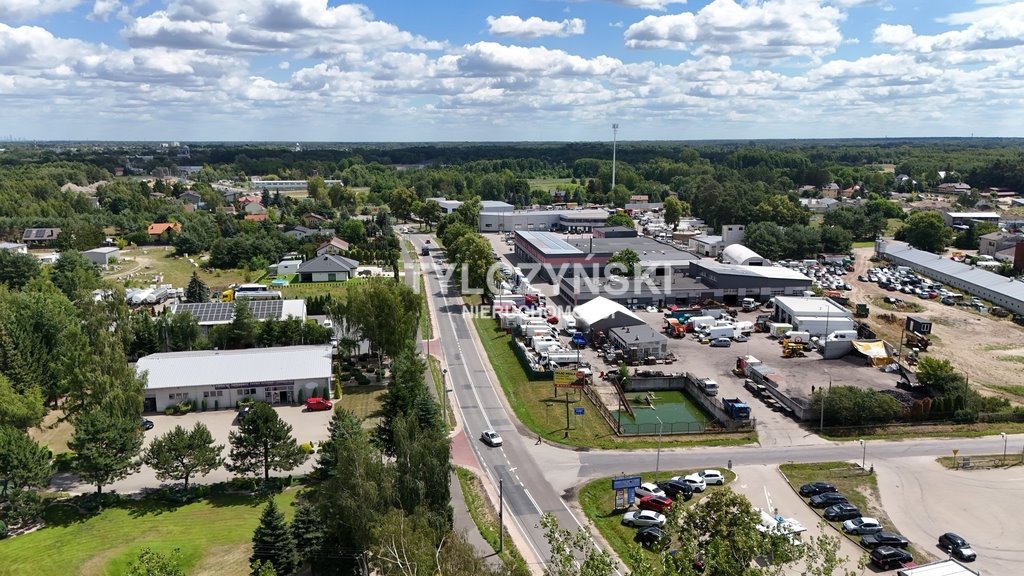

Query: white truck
[
  {"left": 741, "top": 297, "right": 758, "bottom": 312},
  {"left": 706, "top": 325, "right": 736, "bottom": 340},
  {"left": 698, "top": 378, "right": 719, "bottom": 396},
  {"left": 687, "top": 315, "right": 715, "bottom": 331},
  {"left": 559, "top": 315, "right": 577, "bottom": 334}
]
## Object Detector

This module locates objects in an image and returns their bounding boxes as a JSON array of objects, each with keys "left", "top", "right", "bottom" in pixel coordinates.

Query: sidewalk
[{"left": 450, "top": 469, "right": 503, "bottom": 568}]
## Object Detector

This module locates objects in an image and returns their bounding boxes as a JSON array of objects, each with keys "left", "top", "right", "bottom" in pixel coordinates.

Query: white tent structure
[
  {"left": 721, "top": 244, "right": 764, "bottom": 266},
  {"left": 572, "top": 296, "right": 644, "bottom": 334}
]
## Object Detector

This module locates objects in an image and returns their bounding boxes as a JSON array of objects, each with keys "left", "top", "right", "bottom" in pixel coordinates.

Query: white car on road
[{"left": 622, "top": 509, "right": 667, "bottom": 528}]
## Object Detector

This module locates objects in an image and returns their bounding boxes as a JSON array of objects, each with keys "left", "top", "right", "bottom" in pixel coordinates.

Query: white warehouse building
[
  {"left": 137, "top": 345, "right": 333, "bottom": 412},
  {"left": 720, "top": 244, "right": 764, "bottom": 266},
  {"left": 771, "top": 296, "right": 855, "bottom": 336}
]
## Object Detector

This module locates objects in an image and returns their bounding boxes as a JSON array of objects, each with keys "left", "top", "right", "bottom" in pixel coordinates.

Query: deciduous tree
[
  {"left": 900, "top": 211, "right": 953, "bottom": 254},
  {"left": 607, "top": 248, "right": 641, "bottom": 276},
  {"left": 125, "top": 548, "right": 185, "bottom": 576},
  {"left": 0, "top": 250, "right": 41, "bottom": 290},
  {"left": 540, "top": 513, "right": 616, "bottom": 576},
  {"left": 605, "top": 212, "right": 635, "bottom": 229},
  {"left": 227, "top": 403, "right": 306, "bottom": 482},
  {"left": 142, "top": 423, "right": 224, "bottom": 489}
]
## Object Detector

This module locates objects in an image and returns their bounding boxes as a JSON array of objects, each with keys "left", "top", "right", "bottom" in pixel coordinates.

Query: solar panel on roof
[{"left": 34, "top": 229, "right": 46, "bottom": 238}]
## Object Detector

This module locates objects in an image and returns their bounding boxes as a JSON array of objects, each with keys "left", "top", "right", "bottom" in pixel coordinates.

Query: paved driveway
[
  {"left": 877, "top": 456, "right": 1024, "bottom": 574},
  {"left": 54, "top": 405, "right": 334, "bottom": 494}
]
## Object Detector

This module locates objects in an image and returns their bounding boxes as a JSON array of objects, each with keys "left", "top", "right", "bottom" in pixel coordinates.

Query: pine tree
[
  {"left": 291, "top": 499, "right": 324, "bottom": 571},
  {"left": 185, "top": 272, "right": 210, "bottom": 303},
  {"left": 251, "top": 500, "right": 298, "bottom": 576}
]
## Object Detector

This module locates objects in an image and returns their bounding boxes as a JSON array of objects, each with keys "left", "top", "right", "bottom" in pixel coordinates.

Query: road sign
[
  {"left": 574, "top": 407, "right": 585, "bottom": 416},
  {"left": 612, "top": 475, "right": 642, "bottom": 490}
]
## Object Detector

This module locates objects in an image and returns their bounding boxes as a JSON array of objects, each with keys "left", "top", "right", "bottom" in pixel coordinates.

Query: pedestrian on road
[{"left": 536, "top": 434, "right": 542, "bottom": 445}]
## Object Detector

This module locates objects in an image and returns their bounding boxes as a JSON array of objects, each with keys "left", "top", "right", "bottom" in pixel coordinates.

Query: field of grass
[
  {"left": 109, "top": 249, "right": 249, "bottom": 293},
  {"left": 0, "top": 489, "right": 299, "bottom": 576},
  {"left": 280, "top": 278, "right": 364, "bottom": 301},
  {"left": 820, "top": 420, "right": 1024, "bottom": 441},
  {"left": 937, "top": 453, "right": 1024, "bottom": 469},
  {"left": 991, "top": 384, "right": 1024, "bottom": 398},
  {"left": 419, "top": 276, "right": 432, "bottom": 339},
  {"left": 779, "top": 462, "right": 924, "bottom": 564},
  {"left": 472, "top": 317, "right": 754, "bottom": 449},
  {"left": 579, "top": 469, "right": 736, "bottom": 569},
  {"left": 454, "top": 467, "right": 529, "bottom": 575},
  {"left": 851, "top": 241, "right": 875, "bottom": 249},
  {"left": 336, "top": 384, "right": 386, "bottom": 428},
  {"left": 527, "top": 178, "right": 574, "bottom": 192}
]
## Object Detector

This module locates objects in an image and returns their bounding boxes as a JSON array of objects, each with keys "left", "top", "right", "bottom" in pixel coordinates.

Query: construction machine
[
  {"left": 782, "top": 342, "right": 806, "bottom": 358},
  {"left": 904, "top": 331, "right": 931, "bottom": 351}
]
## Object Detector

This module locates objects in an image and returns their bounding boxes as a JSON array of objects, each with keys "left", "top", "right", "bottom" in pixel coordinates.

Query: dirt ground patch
[
  {"left": 848, "top": 247, "right": 1024, "bottom": 401},
  {"left": 191, "top": 544, "right": 251, "bottom": 576},
  {"left": 29, "top": 409, "right": 74, "bottom": 454}
]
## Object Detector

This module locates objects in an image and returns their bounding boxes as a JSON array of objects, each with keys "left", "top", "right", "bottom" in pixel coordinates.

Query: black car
[
  {"left": 140, "top": 418, "right": 154, "bottom": 431},
  {"left": 861, "top": 531, "right": 909, "bottom": 549},
  {"left": 938, "top": 532, "right": 977, "bottom": 561},
  {"left": 823, "top": 503, "right": 860, "bottom": 521},
  {"left": 635, "top": 526, "right": 667, "bottom": 547},
  {"left": 799, "top": 481, "right": 837, "bottom": 497},
  {"left": 809, "top": 492, "right": 848, "bottom": 508},
  {"left": 237, "top": 405, "right": 252, "bottom": 423},
  {"left": 870, "top": 546, "right": 913, "bottom": 569},
  {"left": 657, "top": 479, "right": 694, "bottom": 501}
]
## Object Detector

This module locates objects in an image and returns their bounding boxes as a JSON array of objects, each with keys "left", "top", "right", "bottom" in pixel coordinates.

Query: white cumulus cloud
[
  {"left": 486, "top": 15, "right": 586, "bottom": 39},
  {"left": 0, "top": 0, "right": 80, "bottom": 21},
  {"left": 624, "top": 0, "right": 845, "bottom": 61}
]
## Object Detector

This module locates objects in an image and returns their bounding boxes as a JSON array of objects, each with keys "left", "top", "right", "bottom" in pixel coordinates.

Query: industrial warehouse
[{"left": 136, "top": 345, "right": 333, "bottom": 412}]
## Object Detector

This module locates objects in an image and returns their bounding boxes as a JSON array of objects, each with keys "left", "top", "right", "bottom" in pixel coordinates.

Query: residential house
[
  {"left": 937, "top": 182, "right": 972, "bottom": 195},
  {"left": 244, "top": 203, "right": 267, "bottom": 215},
  {"left": 302, "top": 213, "right": 329, "bottom": 227},
  {"left": 244, "top": 214, "right": 268, "bottom": 222},
  {"left": 0, "top": 242, "right": 28, "bottom": 254},
  {"left": 22, "top": 227, "right": 61, "bottom": 245},
  {"left": 821, "top": 183, "right": 841, "bottom": 198},
  {"left": 797, "top": 185, "right": 817, "bottom": 195},
  {"left": 179, "top": 191, "right": 202, "bottom": 205},
  {"left": 147, "top": 222, "right": 181, "bottom": 241},
  {"left": 800, "top": 197, "right": 840, "bottom": 213},
  {"left": 82, "top": 247, "right": 120, "bottom": 267},
  {"left": 284, "top": 226, "right": 335, "bottom": 241},
  {"left": 316, "top": 237, "right": 350, "bottom": 256},
  {"left": 297, "top": 254, "right": 359, "bottom": 282},
  {"left": 942, "top": 211, "right": 1000, "bottom": 227},
  {"left": 237, "top": 195, "right": 262, "bottom": 205}
]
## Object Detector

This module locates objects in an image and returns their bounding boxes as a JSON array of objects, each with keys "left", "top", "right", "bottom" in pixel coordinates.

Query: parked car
[
  {"left": 638, "top": 495, "right": 673, "bottom": 513},
  {"left": 870, "top": 546, "right": 913, "bottom": 569},
  {"left": 622, "top": 509, "right": 667, "bottom": 528},
  {"left": 843, "top": 517, "right": 883, "bottom": 535},
  {"left": 809, "top": 492, "right": 848, "bottom": 508},
  {"left": 305, "top": 397, "right": 333, "bottom": 411},
  {"left": 938, "top": 532, "right": 977, "bottom": 561},
  {"left": 635, "top": 482, "right": 666, "bottom": 499},
  {"left": 698, "top": 470, "right": 725, "bottom": 486},
  {"left": 709, "top": 337, "right": 731, "bottom": 348},
  {"left": 236, "top": 405, "right": 252, "bottom": 423},
  {"left": 480, "top": 430, "right": 503, "bottom": 447},
  {"left": 733, "top": 334, "right": 749, "bottom": 343},
  {"left": 635, "top": 526, "right": 667, "bottom": 547},
  {"left": 823, "top": 503, "right": 861, "bottom": 521},
  {"left": 140, "top": 418, "right": 154, "bottom": 431},
  {"left": 656, "top": 479, "right": 694, "bottom": 501},
  {"left": 672, "top": 474, "right": 706, "bottom": 492},
  {"left": 668, "top": 550, "right": 705, "bottom": 573},
  {"left": 799, "top": 481, "right": 837, "bottom": 497},
  {"left": 861, "top": 531, "right": 909, "bottom": 549}
]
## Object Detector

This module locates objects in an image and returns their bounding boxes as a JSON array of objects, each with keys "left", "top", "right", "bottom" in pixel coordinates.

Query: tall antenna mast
[{"left": 611, "top": 123, "right": 619, "bottom": 192}]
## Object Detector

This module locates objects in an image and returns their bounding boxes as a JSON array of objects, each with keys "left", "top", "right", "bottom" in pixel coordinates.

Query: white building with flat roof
[{"left": 137, "top": 345, "right": 332, "bottom": 412}]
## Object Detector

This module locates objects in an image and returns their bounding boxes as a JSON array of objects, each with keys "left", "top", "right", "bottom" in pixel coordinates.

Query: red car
[
  {"left": 638, "top": 495, "right": 673, "bottom": 513},
  {"left": 305, "top": 397, "right": 333, "bottom": 411}
]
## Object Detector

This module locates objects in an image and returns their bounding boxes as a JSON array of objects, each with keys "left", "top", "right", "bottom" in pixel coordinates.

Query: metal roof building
[
  {"left": 877, "top": 239, "right": 1024, "bottom": 314},
  {"left": 896, "top": 559, "right": 979, "bottom": 576},
  {"left": 137, "top": 345, "right": 333, "bottom": 412},
  {"left": 721, "top": 244, "right": 764, "bottom": 266}
]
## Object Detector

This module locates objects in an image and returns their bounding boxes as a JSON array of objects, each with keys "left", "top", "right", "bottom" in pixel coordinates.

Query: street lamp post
[
  {"left": 441, "top": 369, "right": 449, "bottom": 427},
  {"left": 1001, "top": 432, "right": 1007, "bottom": 464},
  {"left": 819, "top": 374, "right": 832, "bottom": 432},
  {"left": 655, "top": 416, "right": 663, "bottom": 474},
  {"left": 498, "top": 477, "right": 504, "bottom": 553},
  {"left": 860, "top": 439, "right": 866, "bottom": 469}
]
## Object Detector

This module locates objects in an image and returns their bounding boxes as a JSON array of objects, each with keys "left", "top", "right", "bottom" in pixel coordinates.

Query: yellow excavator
[{"left": 782, "top": 342, "right": 806, "bottom": 358}]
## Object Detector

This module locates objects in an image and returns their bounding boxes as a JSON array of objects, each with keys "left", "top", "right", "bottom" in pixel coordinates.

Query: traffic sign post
[{"left": 952, "top": 449, "right": 959, "bottom": 469}]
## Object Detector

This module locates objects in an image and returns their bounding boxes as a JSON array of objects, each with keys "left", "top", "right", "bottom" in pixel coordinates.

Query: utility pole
[
  {"left": 656, "top": 416, "right": 663, "bottom": 474},
  {"left": 499, "top": 477, "right": 504, "bottom": 553},
  {"left": 611, "top": 124, "right": 619, "bottom": 191}
]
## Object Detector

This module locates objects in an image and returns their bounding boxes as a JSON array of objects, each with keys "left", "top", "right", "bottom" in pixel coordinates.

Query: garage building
[
  {"left": 608, "top": 324, "right": 669, "bottom": 360},
  {"left": 137, "top": 345, "right": 333, "bottom": 412},
  {"left": 771, "top": 296, "right": 855, "bottom": 337},
  {"left": 82, "top": 247, "right": 120, "bottom": 267},
  {"left": 720, "top": 244, "right": 764, "bottom": 266}
]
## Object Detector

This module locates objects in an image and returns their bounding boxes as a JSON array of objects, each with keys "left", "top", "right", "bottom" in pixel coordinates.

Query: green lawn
[
  {"left": 851, "top": 241, "right": 875, "bottom": 249},
  {"left": 472, "top": 317, "right": 755, "bottom": 449},
  {"left": 110, "top": 249, "right": 249, "bottom": 294},
  {"left": 936, "top": 454, "right": 1023, "bottom": 469},
  {"left": 419, "top": 276, "right": 432, "bottom": 339},
  {"left": 0, "top": 489, "right": 299, "bottom": 576},
  {"left": 280, "top": 278, "right": 364, "bottom": 301},
  {"left": 820, "top": 420, "right": 1024, "bottom": 441},
  {"left": 778, "top": 462, "right": 922, "bottom": 564},
  {"left": 527, "top": 178, "right": 574, "bottom": 192},
  {"left": 337, "top": 384, "right": 386, "bottom": 429},
  {"left": 579, "top": 469, "right": 736, "bottom": 569}
]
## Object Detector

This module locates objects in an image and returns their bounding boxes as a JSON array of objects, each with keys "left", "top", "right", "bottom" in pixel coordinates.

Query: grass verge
[
  {"left": 579, "top": 469, "right": 736, "bottom": 570},
  {"left": 991, "top": 384, "right": 1024, "bottom": 398},
  {"left": 851, "top": 241, "right": 875, "bottom": 249},
  {"left": 472, "top": 316, "right": 755, "bottom": 449},
  {"left": 428, "top": 355, "right": 454, "bottom": 429},
  {"left": 419, "top": 276, "right": 432, "bottom": 339},
  {"left": 936, "top": 454, "right": 1024, "bottom": 469},
  {"left": 820, "top": 421, "right": 1024, "bottom": 441},
  {"left": 454, "top": 467, "right": 529, "bottom": 575},
  {"left": 0, "top": 489, "right": 298, "bottom": 576},
  {"left": 779, "top": 462, "right": 925, "bottom": 564}
]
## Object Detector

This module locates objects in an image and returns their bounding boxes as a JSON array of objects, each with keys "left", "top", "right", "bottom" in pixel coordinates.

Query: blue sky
[{"left": 1, "top": 0, "right": 1022, "bottom": 141}]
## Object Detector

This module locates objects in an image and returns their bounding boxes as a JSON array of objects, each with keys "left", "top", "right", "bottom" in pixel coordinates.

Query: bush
[
  {"left": 201, "top": 399, "right": 207, "bottom": 412},
  {"left": 332, "top": 381, "right": 342, "bottom": 400},
  {"left": 355, "top": 372, "right": 371, "bottom": 386},
  {"left": 53, "top": 452, "right": 76, "bottom": 473},
  {"left": 297, "top": 388, "right": 306, "bottom": 404},
  {"left": 299, "top": 442, "right": 314, "bottom": 454},
  {"left": 176, "top": 401, "right": 192, "bottom": 415},
  {"left": 214, "top": 399, "right": 220, "bottom": 410},
  {"left": 954, "top": 409, "right": 978, "bottom": 424},
  {"left": 164, "top": 406, "right": 176, "bottom": 416},
  {"left": 375, "top": 369, "right": 383, "bottom": 383},
  {"left": 0, "top": 520, "right": 7, "bottom": 539},
  {"left": 227, "top": 477, "right": 258, "bottom": 493}
]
